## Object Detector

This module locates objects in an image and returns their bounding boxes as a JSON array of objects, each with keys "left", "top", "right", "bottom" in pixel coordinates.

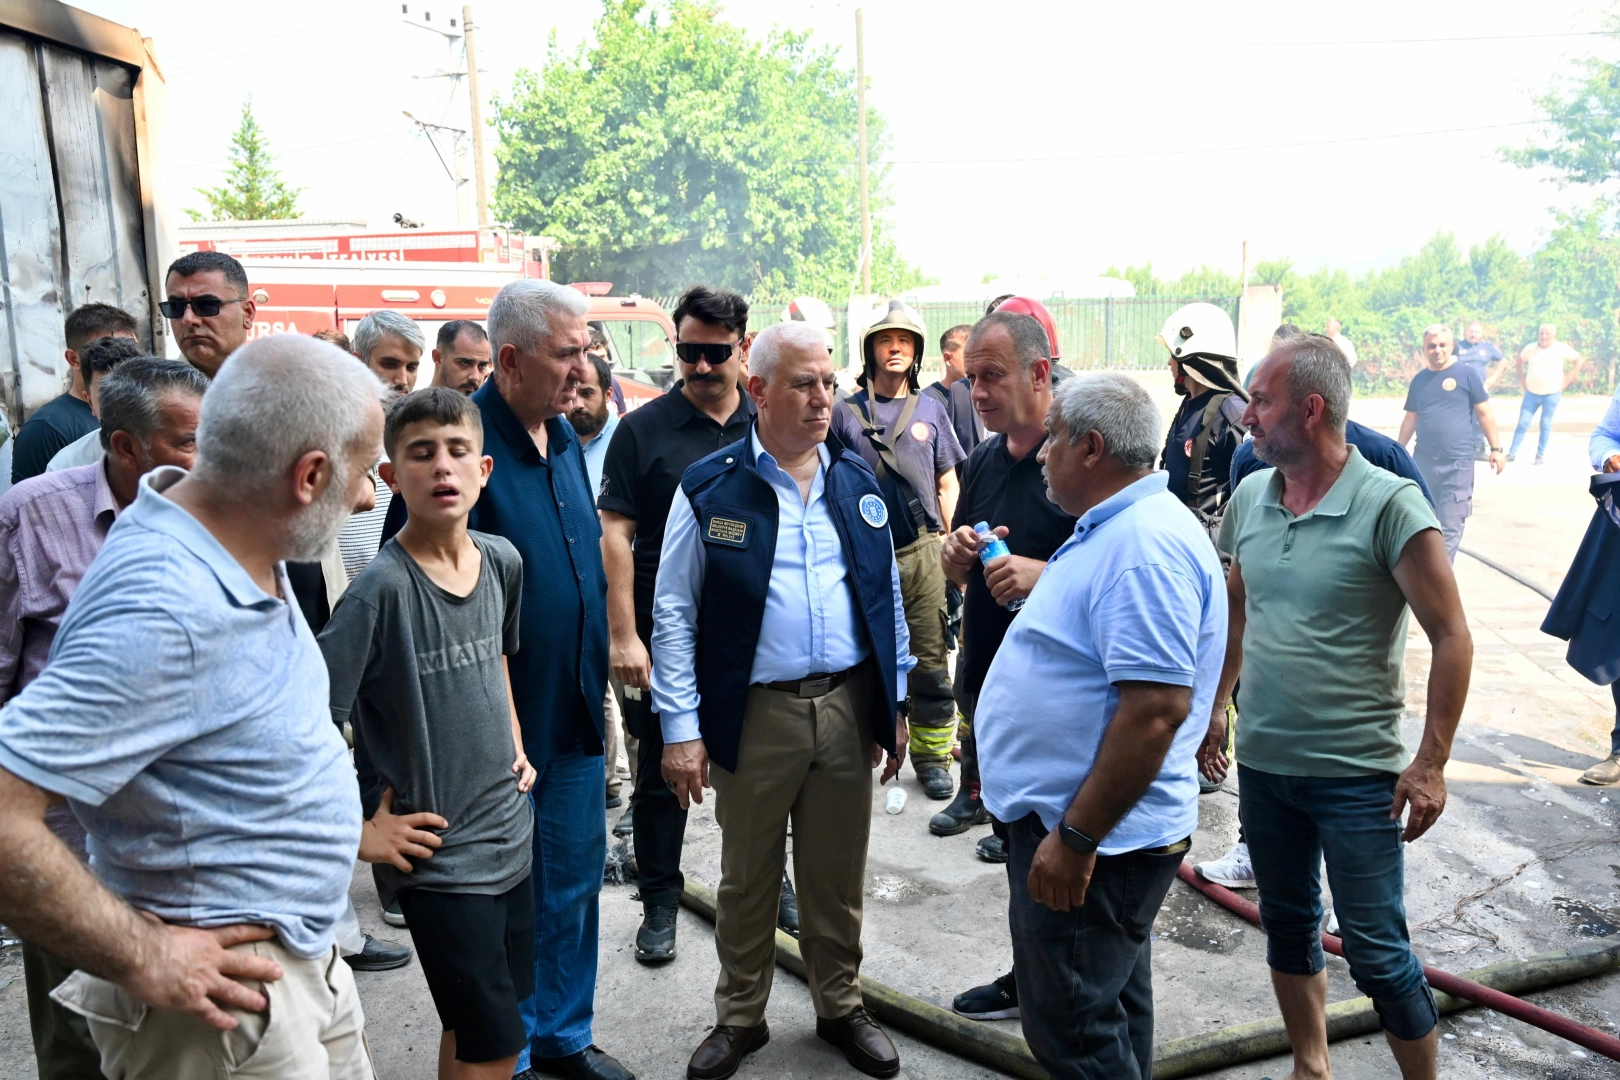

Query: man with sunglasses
[
  {"left": 599, "top": 286, "right": 778, "bottom": 966},
  {"left": 160, "top": 252, "right": 256, "bottom": 379}
]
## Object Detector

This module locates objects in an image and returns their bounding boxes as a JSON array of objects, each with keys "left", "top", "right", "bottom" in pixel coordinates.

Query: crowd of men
[{"left": 0, "top": 246, "right": 1607, "bottom": 1080}]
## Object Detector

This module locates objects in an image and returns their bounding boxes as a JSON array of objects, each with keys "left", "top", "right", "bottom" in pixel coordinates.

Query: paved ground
[{"left": 1, "top": 393, "right": 1618, "bottom": 1080}]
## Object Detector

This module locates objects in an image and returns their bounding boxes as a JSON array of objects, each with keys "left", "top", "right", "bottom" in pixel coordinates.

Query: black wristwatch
[{"left": 1058, "top": 821, "right": 1100, "bottom": 856}]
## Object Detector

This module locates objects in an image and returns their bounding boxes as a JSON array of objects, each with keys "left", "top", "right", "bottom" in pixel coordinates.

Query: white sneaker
[
  {"left": 1194, "top": 842, "right": 1256, "bottom": 889},
  {"left": 1325, "top": 907, "right": 1339, "bottom": 937}
]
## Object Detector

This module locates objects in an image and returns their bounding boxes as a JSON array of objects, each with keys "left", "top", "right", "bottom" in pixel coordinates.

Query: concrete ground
[{"left": 1, "top": 393, "right": 1618, "bottom": 1080}]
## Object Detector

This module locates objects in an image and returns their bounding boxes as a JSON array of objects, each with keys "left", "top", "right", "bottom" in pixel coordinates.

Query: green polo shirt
[{"left": 1218, "top": 446, "right": 1439, "bottom": 777}]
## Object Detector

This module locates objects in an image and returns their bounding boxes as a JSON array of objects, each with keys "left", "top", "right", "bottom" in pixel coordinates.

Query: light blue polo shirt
[
  {"left": 976, "top": 472, "right": 1226, "bottom": 855},
  {"left": 0, "top": 467, "right": 361, "bottom": 958}
]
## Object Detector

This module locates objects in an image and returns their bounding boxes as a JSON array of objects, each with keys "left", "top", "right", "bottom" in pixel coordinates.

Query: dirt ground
[{"left": 1, "top": 392, "right": 1618, "bottom": 1080}]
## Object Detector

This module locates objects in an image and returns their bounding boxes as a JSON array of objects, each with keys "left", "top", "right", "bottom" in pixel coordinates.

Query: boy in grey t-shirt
[{"left": 319, "top": 387, "right": 537, "bottom": 1076}]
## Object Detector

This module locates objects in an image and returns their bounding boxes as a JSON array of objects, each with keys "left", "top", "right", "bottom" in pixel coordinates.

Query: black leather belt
[{"left": 758, "top": 668, "right": 852, "bottom": 699}]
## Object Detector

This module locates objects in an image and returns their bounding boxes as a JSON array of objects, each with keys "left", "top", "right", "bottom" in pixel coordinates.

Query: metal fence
[{"left": 717, "top": 294, "right": 1240, "bottom": 376}]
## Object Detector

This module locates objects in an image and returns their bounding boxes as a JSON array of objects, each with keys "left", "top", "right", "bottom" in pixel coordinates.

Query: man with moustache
[
  {"left": 598, "top": 286, "right": 780, "bottom": 965},
  {"left": 432, "top": 320, "right": 493, "bottom": 396}
]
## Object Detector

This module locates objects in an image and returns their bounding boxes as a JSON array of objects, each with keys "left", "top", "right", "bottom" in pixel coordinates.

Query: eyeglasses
[
  {"left": 159, "top": 296, "right": 245, "bottom": 319},
  {"left": 675, "top": 341, "right": 739, "bottom": 366}
]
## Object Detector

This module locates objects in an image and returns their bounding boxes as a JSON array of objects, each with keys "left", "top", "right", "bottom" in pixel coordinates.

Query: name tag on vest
[{"left": 704, "top": 514, "right": 752, "bottom": 548}]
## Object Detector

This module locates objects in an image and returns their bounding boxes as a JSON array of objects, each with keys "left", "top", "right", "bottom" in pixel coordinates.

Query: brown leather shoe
[
  {"left": 686, "top": 1022, "right": 769, "bottom": 1080},
  {"left": 816, "top": 1007, "right": 899, "bottom": 1077}
]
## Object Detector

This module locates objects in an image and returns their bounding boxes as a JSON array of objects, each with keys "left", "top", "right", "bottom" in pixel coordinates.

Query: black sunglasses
[
  {"left": 160, "top": 295, "right": 245, "bottom": 318},
  {"left": 675, "top": 341, "right": 739, "bottom": 366}
]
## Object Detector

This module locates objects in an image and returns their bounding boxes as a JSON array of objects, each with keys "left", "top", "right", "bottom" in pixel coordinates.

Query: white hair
[
  {"left": 487, "top": 279, "right": 590, "bottom": 357},
  {"left": 1421, "top": 323, "right": 1451, "bottom": 340},
  {"left": 750, "top": 321, "right": 829, "bottom": 383},
  {"left": 352, "top": 309, "right": 424, "bottom": 361},
  {"left": 1539, "top": 323, "right": 1557, "bottom": 334},
  {"left": 1051, "top": 373, "right": 1162, "bottom": 469},
  {"left": 193, "top": 335, "right": 388, "bottom": 499},
  {"left": 1285, "top": 337, "right": 1351, "bottom": 431}
]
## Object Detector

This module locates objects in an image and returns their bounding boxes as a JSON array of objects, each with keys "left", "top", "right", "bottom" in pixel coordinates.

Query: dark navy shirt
[
  {"left": 385, "top": 380, "right": 607, "bottom": 760},
  {"left": 923, "top": 379, "right": 985, "bottom": 467},
  {"left": 11, "top": 393, "right": 97, "bottom": 485},
  {"left": 1455, "top": 339, "right": 1504, "bottom": 379},
  {"left": 1163, "top": 389, "right": 1243, "bottom": 511},
  {"left": 829, "top": 389, "right": 966, "bottom": 546},
  {"left": 1405, "top": 363, "right": 1488, "bottom": 463},
  {"left": 1230, "top": 419, "right": 1435, "bottom": 506}
]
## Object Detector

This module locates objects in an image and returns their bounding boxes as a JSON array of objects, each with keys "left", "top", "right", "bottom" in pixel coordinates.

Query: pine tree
[{"left": 186, "top": 98, "right": 302, "bottom": 221}]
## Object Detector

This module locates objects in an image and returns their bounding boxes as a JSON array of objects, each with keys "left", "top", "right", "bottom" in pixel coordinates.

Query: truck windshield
[{"left": 599, "top": 319, "right": 674, "bottom": 373}]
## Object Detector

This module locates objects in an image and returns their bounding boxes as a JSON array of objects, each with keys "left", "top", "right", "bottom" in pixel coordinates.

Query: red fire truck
[{"left": 178, "top": 225, "right": 674, "bottom": 407}]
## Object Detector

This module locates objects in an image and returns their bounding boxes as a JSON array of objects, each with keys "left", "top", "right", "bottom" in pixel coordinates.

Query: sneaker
[
  {"left": 606, "top": 792, "right": 622, "bottom": 809},
  {"left": 613, "top": 802, "right": 634, "bottom": 838},
  {"left": 777, "top": 872, "right": 800, "bottom": 938},
  {"left": 1580, "top": 752, "right": 1620, "bottom": 786},
  {"left": 1535, "top": 454, "right": 1545, "bottom": 466},
  {"left": 1505, "top": 452, "right": 1517, "bottom": 463},
  {"left": 382, "top": 899, "right": 407, "bottom": 928},
  {"left": 929, "top": 784, "right": 990, "bottom": 836},
  {"left": 1193, "top": 842, "right": 1255, "bottom": 889},
  {"left": 1325, "top": 907, "right": 1339, "bottom": 937},
  {"left": 975, "top": 834, "right": 1007, "bottom": 863},
  {"left": 1198, "top": 773, "right": 1225, "bottom": 795},
  {"left": 952, "top": 970, "right": 1018, "bottom": 1020},
  {"left": 343, "top": 933, "right": 412, "bottom": 972},
  {"left": 635, "top": 902, "right": 678, "bottom": 963},
  {"left": 917, "top": 765, "right": 954, "bottom": 801}
]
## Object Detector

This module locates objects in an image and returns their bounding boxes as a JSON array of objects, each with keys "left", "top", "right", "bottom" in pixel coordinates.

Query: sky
[{"left": 81, "top": 0, "right": 1616, "bottom": 289}]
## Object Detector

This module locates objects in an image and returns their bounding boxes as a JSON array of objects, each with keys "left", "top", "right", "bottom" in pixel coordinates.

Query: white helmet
[
  {"left": 1158, "top": 302, "right": 1237, "bottom": 363},
  {"left": 782, "top": 297, "right": 837, "bottom": 350}
]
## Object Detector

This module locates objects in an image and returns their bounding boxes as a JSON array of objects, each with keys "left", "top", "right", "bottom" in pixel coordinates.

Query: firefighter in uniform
[
  {"left": 829, "top": 301, "right": 966, "bottom": 802},
  {"left": 1157, "top": 302, "right": 1249, "bottom": 555}
]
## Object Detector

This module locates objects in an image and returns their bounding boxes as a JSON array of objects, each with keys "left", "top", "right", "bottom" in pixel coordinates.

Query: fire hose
[
  {"left": 1174, "top": 862, "right": 1620, "bottom": 1063},
  {"left": 678, "top": 876, "right": 1620, "bottom": 1079}
]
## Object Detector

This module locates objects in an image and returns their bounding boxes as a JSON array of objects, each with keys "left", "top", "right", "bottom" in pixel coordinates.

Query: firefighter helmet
[
  {"left": 992, "top": 296, "right": 1062, "bottom": 361},
  {"left": 859, "top": 299, "right": 927, "bottom": 391},
  {"left": 782, "top": 296, "right": 837, "bottom": 351},
  {"left": 1158, "top": 302, "right": 1246, "bottom": 399}
]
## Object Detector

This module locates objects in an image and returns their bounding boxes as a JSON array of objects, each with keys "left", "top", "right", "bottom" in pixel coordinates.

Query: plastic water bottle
[
  {"left": 975, "top": 521, "right": 1025, "bottom": 611},
  {"left": 885, "top": 787, "right": 907, "bottom": 815}
]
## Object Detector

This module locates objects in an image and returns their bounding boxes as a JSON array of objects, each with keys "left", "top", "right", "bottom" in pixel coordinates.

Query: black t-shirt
[
  {"left": 951, "top": 432, "right": 1077, "bottom": 696},
  {"left": 11, "top": 392, "right": 97, "bottom": 485},
  {"left": 1405, "top": 363, "right": 1487, "bottom": 463},
  {"left": 597, "top": 382, "right": 755, "bottom": 641}
]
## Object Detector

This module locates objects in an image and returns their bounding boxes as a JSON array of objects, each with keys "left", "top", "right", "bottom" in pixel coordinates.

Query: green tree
[
  {"left": 186, "top": 99, "right": 302, "bottom": 222},
  {"left": 491, "top": 0, "right": 928, "bottom": 297},
  {"left": 1503, "top": 17, "right": 1620, "bottom": 187}
]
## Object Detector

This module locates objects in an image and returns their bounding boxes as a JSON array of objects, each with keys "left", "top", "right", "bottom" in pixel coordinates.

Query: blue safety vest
[{"left": 679, "top": 426, "right": 901, "bottom": 772}]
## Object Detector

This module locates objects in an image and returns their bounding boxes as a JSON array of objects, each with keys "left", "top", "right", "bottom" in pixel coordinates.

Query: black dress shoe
[
  {"left": 816, "top": 1007, "right": 899, "bottom": 1077},
  {"left": 636, "top": 902, "right": 678, "bottom": 963},
  {"left": 975, "top": 834, "right": 1008, "bottom": 863},
  {"left": 687, "top": 1023, "right": 769, "bottom": 1080},
  {"left": 530, "top": 1046, "right": 636, "bottom": 1080},
  {"left": 613, "top": 802, "right": 635, "bottom": 838},
  {"left": 917, "top": 765, "right": 954, "bottom": 800},
  {"left": 343, "top": 934, "right": 412, "bottom": 972},
  {"left": 929, "top": 783, "right": 989, "bottom": 836},
  {"left": 777, "top": 872, "right": 800, "bottom": 938}
]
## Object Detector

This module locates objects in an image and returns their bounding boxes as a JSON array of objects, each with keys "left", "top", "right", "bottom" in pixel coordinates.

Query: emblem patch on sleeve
[
  {"left": 859, "top": 493, "right": 888, "bottom": 528},
  {"left": 705, "top": 515, "right": 750, "bottom": 547}
]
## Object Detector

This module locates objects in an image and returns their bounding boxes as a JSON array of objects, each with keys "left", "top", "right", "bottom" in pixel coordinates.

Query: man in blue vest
[{"left": 652, "top": 321, "right": 916, "bottom": 1080}]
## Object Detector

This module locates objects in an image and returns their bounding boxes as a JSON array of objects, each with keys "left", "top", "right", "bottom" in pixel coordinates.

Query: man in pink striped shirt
[{"left": 0, "top": 357, "right": 206, "bottom": 1080}]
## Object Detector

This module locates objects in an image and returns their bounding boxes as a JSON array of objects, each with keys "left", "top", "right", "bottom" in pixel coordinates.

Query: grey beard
[
  {"left": 1251, "top": 426, "right": 1304, "bottom": 467},
  {"left": 285, "top": 471, "right": 359, "bottom": 562}
]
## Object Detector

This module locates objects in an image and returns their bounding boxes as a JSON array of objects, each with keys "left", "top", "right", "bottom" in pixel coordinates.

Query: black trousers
[
  {"left": 628, "top": 695, "right": 688, "bottom": 908},
  {"left": 1006, "top": 813, "right": 1185, "bottom": 1080}
]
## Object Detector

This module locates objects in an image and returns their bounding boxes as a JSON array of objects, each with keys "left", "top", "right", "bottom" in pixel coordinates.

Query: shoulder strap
[
  {"left": 1187, "top": 392, "right": 1232, "bottom": 511},
  {"left": 843, "top": 394, "right": 930, "bottom": 533}
]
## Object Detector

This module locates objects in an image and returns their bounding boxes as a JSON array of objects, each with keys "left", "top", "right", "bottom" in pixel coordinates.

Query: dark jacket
[
  {"left": 1542, "top": 473, "right": 1620, "bottom": 685},
  {"left": 681, "top": 427, "right": 901, "bottom": 772}
]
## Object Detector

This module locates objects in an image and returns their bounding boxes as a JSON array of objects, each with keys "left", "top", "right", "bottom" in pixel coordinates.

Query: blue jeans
[
  {"left": 1238, "top": 766, "right": 1438, "bottom": 1041},
  {"left": 1005, "top": 813, "right": 1186, "bottom": 1080},
  {"left": 1510, "top": 391, "right": 1561, "bottom": 458},
  {"left": 515, "top": 748, "right": 606, "bottom": 1068}
]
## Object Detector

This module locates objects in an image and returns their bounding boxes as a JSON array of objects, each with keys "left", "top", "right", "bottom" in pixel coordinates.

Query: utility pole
[
  {"left": 856, "top": 7, "right": 871, "bottom": 296},
  {"left": 463, "top": 5, "right": 490, "bottom": 226}
]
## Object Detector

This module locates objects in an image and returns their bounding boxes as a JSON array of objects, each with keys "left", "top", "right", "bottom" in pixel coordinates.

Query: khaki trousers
[
  {"left": 53, "top": 939, "right": 374, "bottom": 1080},
  {"left": 604, "top": 680, "right": 638, "bottom": 798},
  {"left": 709, "top": 665, "right": 878, "bottom": 1026}
]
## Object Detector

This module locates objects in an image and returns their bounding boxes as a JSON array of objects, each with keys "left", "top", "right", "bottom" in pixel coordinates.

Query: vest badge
[
  {"left": 704, "top": 515, "right": 750, "bottom": 547},
  {"left": 858, "top": 493, "right": 888, "bottom": 528}
]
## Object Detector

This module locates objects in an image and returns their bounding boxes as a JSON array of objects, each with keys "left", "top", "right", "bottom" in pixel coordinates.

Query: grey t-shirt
[{"left": 319, "top": 532, "right": 532, "bottom": 903}]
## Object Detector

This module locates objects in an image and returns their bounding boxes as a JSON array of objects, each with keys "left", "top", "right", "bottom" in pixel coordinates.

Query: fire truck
[{"left": 178, "top": 223, "right": 675, "bottom": 408}]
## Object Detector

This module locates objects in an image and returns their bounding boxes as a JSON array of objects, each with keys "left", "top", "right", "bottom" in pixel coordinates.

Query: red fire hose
[{"left": 1175, "top": 863, "right": 1620, "bottom": 1062}]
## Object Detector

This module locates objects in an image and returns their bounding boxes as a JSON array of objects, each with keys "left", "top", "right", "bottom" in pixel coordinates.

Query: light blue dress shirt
[
  {"left": 1590, "top": 387, "right": 1620, "bottom": 470},
  {"left": 0, "top": 467, "right": 361, "bottom": 957},
  {"left": 976, "top": 472, "right": 1227, "bottom": 855},
  {"left": 651, "top": 430, "right": 915, "bottom": 744},
  {"left": 581, "top": 407, "right": 620, "bottom": 501}
]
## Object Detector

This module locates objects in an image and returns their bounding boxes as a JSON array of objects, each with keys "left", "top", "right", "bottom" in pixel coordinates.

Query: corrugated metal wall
[{"left": 0, "top": 33, "right": 151, "bottom": 420}]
